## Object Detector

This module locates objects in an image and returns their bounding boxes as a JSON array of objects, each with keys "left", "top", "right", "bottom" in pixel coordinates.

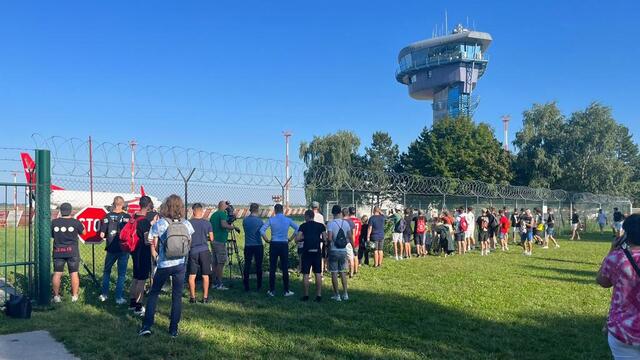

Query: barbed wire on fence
[{"left": 26, "top": 134, "right": 633, "bottom": 206}]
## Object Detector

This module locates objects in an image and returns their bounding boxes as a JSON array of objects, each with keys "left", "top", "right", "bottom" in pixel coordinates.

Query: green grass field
[{"left": 0, "top": 231, "right": 614, "bottom": 359}]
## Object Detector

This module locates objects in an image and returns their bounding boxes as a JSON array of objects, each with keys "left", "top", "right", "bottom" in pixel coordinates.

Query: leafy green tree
[
  {"left": 512, "top": 102, "right": 565, "bottom": 188},
  {"left": 364, "top": 131, "right": 400, "bottom": 172},
  {"left": 400, "top": 117, "right": 512, "bottom": 183}
]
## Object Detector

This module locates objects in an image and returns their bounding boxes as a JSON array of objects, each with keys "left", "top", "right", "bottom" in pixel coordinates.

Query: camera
[{"left": 225, "top": 201, "right": 237, "bottom": 224}]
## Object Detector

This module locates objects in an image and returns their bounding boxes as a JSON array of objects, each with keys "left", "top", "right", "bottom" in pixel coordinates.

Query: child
[
  {"left": 51, "top": 202, "right": 85, "bottom": 303},
  {"left": 188, "top": 203, "right": 214, "bottom": 303}
]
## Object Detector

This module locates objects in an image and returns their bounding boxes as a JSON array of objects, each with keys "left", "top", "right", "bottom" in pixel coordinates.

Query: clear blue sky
[{"left": 1, "top": 0, "right": 639, "bottom": 172}]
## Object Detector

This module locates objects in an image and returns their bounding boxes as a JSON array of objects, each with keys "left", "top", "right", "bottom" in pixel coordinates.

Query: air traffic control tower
[{"left": 396, "top": 24, "right": 492, "bottom": 123}]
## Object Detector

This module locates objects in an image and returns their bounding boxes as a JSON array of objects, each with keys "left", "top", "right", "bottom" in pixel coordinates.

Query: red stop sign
[{"left": 75, "top": 207, "right": 108, "bottom": 244}]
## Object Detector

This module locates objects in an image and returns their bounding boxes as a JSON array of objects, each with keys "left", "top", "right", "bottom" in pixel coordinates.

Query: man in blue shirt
[
  {"left": 260, "top": 204, "right": 299, "bottom": 297},
  {"left": 242, "top": 203, "right": 264, "bottom": 292}
]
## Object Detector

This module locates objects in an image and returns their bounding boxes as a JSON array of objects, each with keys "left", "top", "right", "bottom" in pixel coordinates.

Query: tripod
[{"left": 226, "top": 230, "right": 245, "bottom": 281}]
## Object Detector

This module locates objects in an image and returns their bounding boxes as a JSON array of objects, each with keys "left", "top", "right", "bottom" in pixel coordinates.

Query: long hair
[{"left": 159, "top": 194, "right": 185, "bottom": 220}]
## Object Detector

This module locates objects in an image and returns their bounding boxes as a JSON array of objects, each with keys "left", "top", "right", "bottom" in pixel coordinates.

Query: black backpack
[
  {"left": 5, "top": 294, "right": 31, "bottom": 319},
  {"left": 394, "top": 217, "right": 407, "bottom": 233},
  {"left": 489, "top": 214, "right": 498, "bottom": 228},
  {"left": 333, "top": 220, "right": 349, "bottom": 249}
]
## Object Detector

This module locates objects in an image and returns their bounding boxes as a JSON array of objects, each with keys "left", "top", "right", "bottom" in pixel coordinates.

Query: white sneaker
[
  {"left": 555, "top": 244, "right": 560, "bottom": 248},
  {"left": 71, "top": 295, "right": 78, "bottom": 303},
  {"left": 267, "top": 291, "right": 275, "bottom": 297},
  {"left": 284, "top": 291, "right": 295, "bottom": 297},
  {"left": 133, "top": 306, "right": 146, "bottom": 317},
  {"left": 53, "top": 295, "right": 62, "bottom": 303},
  {"left": 99, "top": 294, "right": 108, "bottom": 302},
  {"left": 342, "top": 293, "right": 349, "bottom": 301},
  {"left": 115, "top": 298, "right": 127, "bottom": 305},
  {"left": 395, "top": 256, "right": 399, "bottom": 260},
  {"left": 331, "top": 294, "right": 342, "bottom": 302},
  {"left": 542, "top": 246, "right": 549, "bottom": 249}
]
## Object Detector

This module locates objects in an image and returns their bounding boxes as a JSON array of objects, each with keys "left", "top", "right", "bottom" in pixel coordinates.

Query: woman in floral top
[{"left": 597, "top": 214, "right": 640, "bottom": 359}]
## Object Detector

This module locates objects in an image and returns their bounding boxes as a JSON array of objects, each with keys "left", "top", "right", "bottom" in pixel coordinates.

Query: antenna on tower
[
  {"left": 466, "top": 16, "right": 469, "bottom": 29},
  {"left": 502, "top": 115, "right": 511, "bottom": 152},
  {"left": 445, "top": 9, "right": 448, "bottom": 34}
]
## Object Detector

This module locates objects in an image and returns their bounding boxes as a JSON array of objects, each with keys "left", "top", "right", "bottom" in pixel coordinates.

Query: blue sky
[{"left": 1, "top": 0, "right": 639, "bottom": 175}]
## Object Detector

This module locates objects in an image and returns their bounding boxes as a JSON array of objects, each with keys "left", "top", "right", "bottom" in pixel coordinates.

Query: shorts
[
  {"left": 346, "top": 243, "right": 354, "bottom": 261},
  {"left": 328, "top": 251, "right": 348, "bottom": 273},
  {"left": 464, "top": 228, "right": 474, "bottom": 239},
  {"left": 188, "top": 250, "right": 213, "bottom": 276},
  {"left": 373, "top": 238, "right": 384, "bottom": 250},
  {"left": 498, "top": 232, "right": 507, "bottom": 240},
  {"left": 546, "top": 227, "right": 555, "bottom": 236},
  {"left": 54, "top": 257, "right": 80, "bottom": 273},
  {"left": 479, "top": 231, "right": 489, "bottom": 243},
  {"left": 403, "top": 233, "right": 412, "bottom": 243},
  {"left": 212, "top": 242, "right": 228, "bottom": 266},
  {"left": 533, "top": 229, "right": 540, "bottom": 237},
  {"left": 488, "top": 228, "right": 497, "bottom": 238},
  {"left": 571, "top": 223, "right": 579, "bottom": 231},
  {"left": 301, "top": 251, "right": 322, "bottom": 274},
  {"left": 614, "top": 222, "right": 623, "bottom": 232},
  {"left": 455, "top": 233, "right": 464, "bottom": 242},
  {"left": 392, "top": 233, "right": 402, "bottom": 243},
  {"left": 521, "top": 231, "right": 533, "bottom": 243},
  {"left": 415, "top": 233, "right": 425, "bottom": 246},
  {"left": 132, "top": 244, "right": 152, "bottom": 280}
]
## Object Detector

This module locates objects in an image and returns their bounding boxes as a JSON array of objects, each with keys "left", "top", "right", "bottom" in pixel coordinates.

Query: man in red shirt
[
  {"left": 347, "top": 207, "right": 362, "bottom": 276},
  {"left": 498, "top": 209, "right": 510, "bottom": 251}
]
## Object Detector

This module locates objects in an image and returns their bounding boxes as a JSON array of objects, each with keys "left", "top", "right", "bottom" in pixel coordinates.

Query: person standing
[
  {"left": 402, "top": 208, "right": 414, "bottom": 258},
  {"left": 520, "top": 209, "right": 534, "bottom": 256},
  {"left": 327, "top": 205, "right": 353, "bottom": 301},
  {"left": 465, "top": 207, "right": 475, "bottom": 252},
  {"left": 545, "top": 208, "right": 560, "bottom": 249},
  {"left": 99, "top": 196, "right": 131, "bottom": 304},
  {"left": 358, "top": 215, "right": 370, "bottom": 265},
  {"left": 413, "top": 210, "right": 428, "bottom": 257},
  {"left": 209, "top": 201, "right": 240, "bottom": 290},
  {"left": 51, "top": 203, "right": 84, "bottom": 303},
  {"left": 296, "top": 210, "right": 326, "bottom": 302},
  {"left": 597, "top": 214, "right": 640, "bottom": 359},
  {"left": 128, "top": 196, "right": 155, "bottom": 315},
  {"left": 242, "top": 203, "right": 264, "bottom": 292},
  {"left": 570, "top": 210, "right": 581, "bottom": 241},
  {"left": 510, "top": 209, "right": 520, "bottom": 245},
  {"left": 391, "top": 208, "right": 404, "bottom": 260},
  {"left": 260, "top": 204, "right": 299, "bottom": 297},
  {"left": 367, "top": 207, "right": 386, "bottom": 267},
  {"left": 139, "top": 195, "right": 194, "bottom": 338},
  {"left": 597, "top": 209, "right": 608, "bottom": 234},
  {"left": 347, "top": 207, "right": 362, "bottom": 275},
  {"left": 478, "top": 209, "right": 490, "bottom": 256},
  {"left": 187, "top": 203, "right": 214, "bottom": 304},
  {"left": 341, "top": 208, "right": 356, "bottom": 277},
  {"left": 498, "top": 209, "right": 510, "bottom": 251},
  {"left": 455, "top": 208, "right": 467, "bottom": 255},
  {"left": 613, "top": 207, "right": 625, "bottom": 238}
]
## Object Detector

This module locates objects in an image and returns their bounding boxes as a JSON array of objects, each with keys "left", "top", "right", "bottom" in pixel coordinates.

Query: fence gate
[{"left": 0, "top": 181, "right": 36, "bottom": 304}]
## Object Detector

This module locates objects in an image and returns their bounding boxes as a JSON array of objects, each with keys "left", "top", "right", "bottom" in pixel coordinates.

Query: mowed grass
[{"left": 0, "top": 232, "right": 614, "bottom": 359}]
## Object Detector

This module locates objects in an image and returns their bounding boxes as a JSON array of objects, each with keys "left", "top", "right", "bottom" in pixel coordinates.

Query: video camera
[{"left": 225, "top": 201, "right": 237, "bottom": 225}]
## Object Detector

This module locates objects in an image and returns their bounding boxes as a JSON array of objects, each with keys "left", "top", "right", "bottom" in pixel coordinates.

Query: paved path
[{"left": 0, "top": 330, "right": 78, "bottom": 360}]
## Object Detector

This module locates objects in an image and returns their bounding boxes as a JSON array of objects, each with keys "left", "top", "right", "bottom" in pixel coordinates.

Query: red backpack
[
  {"left": 416, "top": 217, "right": 426, "bottom": 233},
  {"left": 459, "top": 216, "right": 468, "bottom": 232},
  {"left": 119, "top": 216, "right": 140, "bottom": 253}
]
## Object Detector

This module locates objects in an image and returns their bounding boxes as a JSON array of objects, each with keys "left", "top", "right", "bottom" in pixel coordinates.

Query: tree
[
  {"left": 400, "top": 117, "right": 512, "bottom": 183},
  {"left": 364, "top": 131, "right": 400, "bottom": 172},
  {"left": 512, "top": 102, "right": 565, "bottom": 188}
]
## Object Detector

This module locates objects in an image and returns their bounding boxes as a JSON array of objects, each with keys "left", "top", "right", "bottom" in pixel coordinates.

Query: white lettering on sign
[{"left": 78, "top": 218, "right": 101, "bottom": 233}]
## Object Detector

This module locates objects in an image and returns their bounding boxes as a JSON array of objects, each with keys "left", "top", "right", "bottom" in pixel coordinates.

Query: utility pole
[
  {"left": 502, "top": 115, "right": 511, "bottom": 152},
  {"left": 129, "top": 139, "right": 137, "bottom": 193},
  {"left": 11, "top": 171, "right": 17, "bottom": 210},
  {"left": 283, "top": 131, "right": 292, "bottom": 209}
]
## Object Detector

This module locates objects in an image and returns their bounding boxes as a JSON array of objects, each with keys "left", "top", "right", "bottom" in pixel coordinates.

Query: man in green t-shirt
[{"left": 209, "top": 201, "right": 238, "bottom": 290}]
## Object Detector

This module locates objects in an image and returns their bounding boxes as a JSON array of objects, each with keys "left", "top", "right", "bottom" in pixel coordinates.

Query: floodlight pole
[
  {"left": 129, "top": 139, "right": 137, "bottom": 194},
  {"left": 178, "top": 168, "right": 196, "bottom": 217},
  {"left": 283, "top": 131, "right": 292, "bottom": 209}
]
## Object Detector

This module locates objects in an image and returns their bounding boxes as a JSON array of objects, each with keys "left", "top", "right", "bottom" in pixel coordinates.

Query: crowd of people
[{"left": 49, "top": 195, "right": 632, "bottom": 341}]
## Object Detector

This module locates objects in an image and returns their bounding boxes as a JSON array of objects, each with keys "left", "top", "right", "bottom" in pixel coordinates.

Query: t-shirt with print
[
  {"left": 349, "top": 216, "right": 362, "bottom": 248},
  {"left": 600, "top": 248, "right": 640, "bottom": 346},
  {"left": 150, "top": 218, "right": 195, "bottom": 269},
  {"left": 499, "top": 215, "right": 509, "bottom": 234},
  {"left": 368, "top": 215, "right": 385, "bottom": 241},
  {"left": 478, "top": 215, "right": 489, "bottom": 232},
  {"left": 327, "top": 219, "right": 351, "bottom": 253},
  {"left": 519, "top": 214, "right": 532, "bottom": 232},
  {"left": 100, "top": 211, "right": 131, "bottom": 253},
  {"left": 51, "top": 218, "right": 84, "bottom": 259},
  {"left": 189, "top": 218, "right": 212, "bottom": 255},
  {"left": 298, "top": 221, "right": 326, "bottom": 254},
  {"left": 210, "top": 210, "right": 229, "bottom": 244}
]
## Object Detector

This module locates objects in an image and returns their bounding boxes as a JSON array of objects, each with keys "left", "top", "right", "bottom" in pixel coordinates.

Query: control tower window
[{"left": 410, "top": 75, "right": 417, "bottom": 84}]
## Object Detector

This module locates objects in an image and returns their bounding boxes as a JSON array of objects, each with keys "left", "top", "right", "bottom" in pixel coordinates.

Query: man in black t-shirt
[
  {"left": 570, "top": 210, "right": 581, "bottom": 241},
  {"left": 128, "top": 196, "right": 156, "bottom": 315},
  {"left": 188, "top": 203, "right": 214, "bottom": 304},
  {"left": 612, "top": 207, "right": 625, "bottom": 237},
  {"left": 51, "top": 203, "right": 85, "bottom": 303},
  {"left": 296, "top": 210, "right": 326, "bottom": 302},
  {"left": 99, "top": 196, "right": 131, "bottom": 305}
]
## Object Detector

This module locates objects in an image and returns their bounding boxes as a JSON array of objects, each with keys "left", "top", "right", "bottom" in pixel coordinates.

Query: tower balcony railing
[{"left": 396, "top": 53, "right": 489, "bottom": 78}]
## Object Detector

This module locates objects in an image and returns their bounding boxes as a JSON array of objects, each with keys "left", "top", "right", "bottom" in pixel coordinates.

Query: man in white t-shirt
[
  {"left": 326, "top": 204, "right": 353, "bottom": 302},
  {"left": 597, "top": 209, "right": 607, "bottom": 234},
  {"left": 465, "top": 207, "right": 475, "bottom": 251}
]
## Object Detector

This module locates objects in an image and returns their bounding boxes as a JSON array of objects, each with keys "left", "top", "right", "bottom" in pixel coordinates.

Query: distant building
[{"left": 396, "top": 24, "right": 492, "bottom": 123}]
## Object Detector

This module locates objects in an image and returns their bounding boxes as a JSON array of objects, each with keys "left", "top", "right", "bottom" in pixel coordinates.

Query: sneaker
[
  {"left": 99, "top": 294, "right": 108, "bottom": 302},
  {"left": 169, "top": 331, "right": 178, "bottom": 339},
  {"left": 115, "top": 298, "right": 127, "bottom": 305},
  {"left": 284, "top": 291, "right": 295, "bottom": 297},
  {"left": 138, "top": 327, "right": 152, "bottom": 337},
  {"left": 395, "top": 256, "right": 399, "bottom": 260},
  {"left": 201, "top": 297, "right": 209, "bottom": 304},
  {"left": 555, "top": 244, "right": 560, "bottom": 248},
  {"left": 314, "top": 296, "right": 322, "bottom": 302},
  {"left": 301, "top": 296, "right": 309, "bottom": 302},
  {"left": 331, "top": 294, "right": 342, "bottom": 302},
  {"left": 542, "top": 246, "right": 549, "bottom": 249},
  {"left": 266, "top": 291, "right": 275, "bottom": 297},
  {"left": 71, "top": 295, "right": 79, "bottom": 303},
  {"left": 133, "top": 306, "right": 145, "bottom": 317},
  {"left": 53, "top": 295, "right": 62, "bottom": 303},
  {"left": 342, "top": 293, "right": 349, "bottom": 301},
  {"left": 215, "top": 285, "right": 229, "bottom": 291},
  {"left": 189, "top": 297, "right": 196, "bottom": 304}
]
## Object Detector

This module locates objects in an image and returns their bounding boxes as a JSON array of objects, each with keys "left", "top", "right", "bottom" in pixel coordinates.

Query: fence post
[
  {"left": 35, "top": 149, "right": 51, "bottom": 306},
  {"left": 178, "top": 168, "right": 196, "bottom": 216}
]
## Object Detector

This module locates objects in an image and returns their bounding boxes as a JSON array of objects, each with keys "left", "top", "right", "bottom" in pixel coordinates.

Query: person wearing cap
[{"left": 51, "top": 203, "right": 85, "bottom": 303}]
